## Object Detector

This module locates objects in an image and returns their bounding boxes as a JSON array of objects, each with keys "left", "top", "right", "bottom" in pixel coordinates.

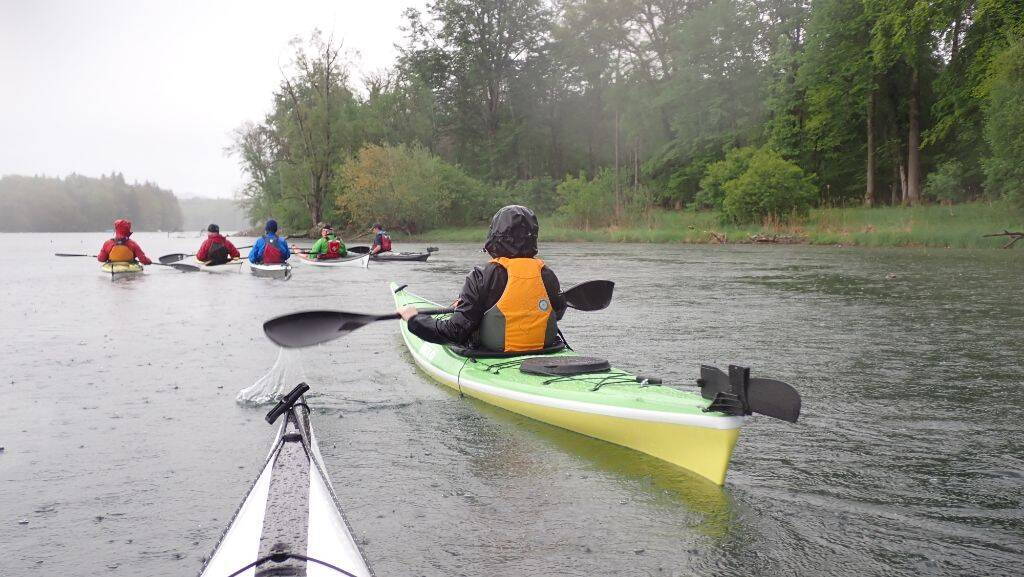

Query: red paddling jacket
[{"left": 98, "top": 219, "right": 152, "bottom": 265}]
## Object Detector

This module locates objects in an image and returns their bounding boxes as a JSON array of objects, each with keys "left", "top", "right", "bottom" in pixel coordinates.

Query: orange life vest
[
  {"left": 478, "top": 257, "right": 556, "bottom": 353},
  {"left": 108, "top": 239, "right": 136, "bottom": 262}
]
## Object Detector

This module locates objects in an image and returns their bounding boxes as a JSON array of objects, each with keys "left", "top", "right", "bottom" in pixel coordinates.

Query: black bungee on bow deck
[
  {"left": 265, "top": 383, "right": 310, "bottom": 424},
  {"left": 226, "top": 552, "right": 360, "bottom": 577},
  {"left": 697, "top": 365, "right": 801, "bottom": 423}
]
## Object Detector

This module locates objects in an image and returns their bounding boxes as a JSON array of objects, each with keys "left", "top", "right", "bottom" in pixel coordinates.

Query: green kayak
[{"left": 391, "top": 282, "right": 746, "bottom": 485}]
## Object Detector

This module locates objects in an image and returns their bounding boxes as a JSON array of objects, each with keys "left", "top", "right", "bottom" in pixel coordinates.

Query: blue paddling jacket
[{"left": 249, "top": 233, "right": 291, "bottom": 264}]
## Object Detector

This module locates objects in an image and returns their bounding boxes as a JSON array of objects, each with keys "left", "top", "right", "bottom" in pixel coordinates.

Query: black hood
[{"left": 484, "top": 205, "right": 539, "bottom": 258}]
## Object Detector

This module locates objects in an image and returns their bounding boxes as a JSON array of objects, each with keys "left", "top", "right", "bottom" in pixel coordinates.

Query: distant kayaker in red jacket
[
  {"left": 196, "top": 224, "right": 240, "bottom": 265},
  {"left": 97, "top": 219, "right": 152, "bottom": 265}
]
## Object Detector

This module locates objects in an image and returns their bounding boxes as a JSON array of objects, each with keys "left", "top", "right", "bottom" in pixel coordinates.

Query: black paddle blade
[
  {"left": 263, "top": 310, "right": 390, "bottom": 348},
  {"left": 563, "top": 280, "right": 614, "bottom": 311},
  {"left": 263, "top": 306, "right": 455, "bottom": 348},
  {"left": 159, "top": 253, "right": 189, "bottom": 264},
  {"left": 698, "top": 365, "right": 801, "bottom": 423},
  {"left": 747, "top": 376, "right": 802, "bottom": 423},
  {"left": 697, "top": 365, "right": 732, "bottom": 399},
  {"left": 426, "top": 247, "right": 439, "bottom": 252},
  {"left": 347, "top": 246, "right": 370, "bottom": 254}
]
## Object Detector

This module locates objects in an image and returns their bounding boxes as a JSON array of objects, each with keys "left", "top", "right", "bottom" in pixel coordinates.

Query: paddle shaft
[
  {"left": 389, "top": 307, "right": 455, "bottom": 321},
  {"left": 403, "top": 280, "right": 608, "bottom": 317},
  {"left": 262, "top": 280, "right": 610, "bottom": 349},
  {"left": 160, "top": 245, "right": 253, "bottom": 264},
  {"left": 56, "top": 253, "right": 200, "bottom": 271},
  {"left": 391, "top": 281, "right": 608, "bottom": 319}
]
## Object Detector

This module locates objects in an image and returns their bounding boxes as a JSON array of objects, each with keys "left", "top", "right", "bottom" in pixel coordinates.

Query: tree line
[
  {"left": 231, "top": 0, "right": 1024, "bottom": 232},
  {"left": 0, "top": 173, "right": 183, "bottom": 232}
]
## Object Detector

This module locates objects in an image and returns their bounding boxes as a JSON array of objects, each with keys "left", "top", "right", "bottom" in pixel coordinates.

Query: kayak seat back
[
  {"left": 520, "top": 356, "right": 611, "bottom": 376},
  {"left": 448, "top": 342, "right": 566, "bottom": 359}
]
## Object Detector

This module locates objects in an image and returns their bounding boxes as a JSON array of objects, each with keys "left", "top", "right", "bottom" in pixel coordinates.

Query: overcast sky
[{"left": 0, "top": 0, "right": 426, "bottom": 198}]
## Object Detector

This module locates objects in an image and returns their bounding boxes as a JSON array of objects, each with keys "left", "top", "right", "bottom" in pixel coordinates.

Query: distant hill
[
  {"left": 177, "top": 197, "right": 249, "bottom": 233},
  {"left": 0, "top": 173, "right": 182, "bottom": 232}
]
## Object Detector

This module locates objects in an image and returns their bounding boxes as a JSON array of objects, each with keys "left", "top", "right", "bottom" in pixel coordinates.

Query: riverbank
[{"left": 404, "top": 201, "right": 1022, "bottom": 249}]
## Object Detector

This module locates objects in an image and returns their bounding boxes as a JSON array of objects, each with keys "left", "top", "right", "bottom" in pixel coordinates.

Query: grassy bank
[{"left": 404, "top": 201, "right": 1022, "bottom": 249}]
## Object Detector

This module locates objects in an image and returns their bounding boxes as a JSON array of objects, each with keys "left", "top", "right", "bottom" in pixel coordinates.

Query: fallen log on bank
[
  {"left": 748, "top": 233, "right": 805, "bottom": 244},
  {"left": 983, "top": 230, "right": 1024, "bottom": 249}
]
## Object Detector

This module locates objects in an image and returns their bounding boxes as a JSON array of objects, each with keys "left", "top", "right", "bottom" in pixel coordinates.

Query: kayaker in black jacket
[{"left": 397, "top": 205, "right": 567, "bottom": 353}]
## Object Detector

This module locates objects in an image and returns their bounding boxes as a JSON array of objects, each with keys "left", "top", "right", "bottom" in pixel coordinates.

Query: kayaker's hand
[
  {"left": 397, "top": 306, "right": 419, "bottom": 321},
  {"left": 450, "top": 298, "right": 461, "bottom": 308}
]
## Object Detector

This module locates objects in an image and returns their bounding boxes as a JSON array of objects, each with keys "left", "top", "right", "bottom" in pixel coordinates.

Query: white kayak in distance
[
  {"left": 194, "top": 258, "right": 245, "bottom": 274},
  {"left": 249, "top": 261, "right": 293, "bottom": 280},
  {"left": 297, "top": 254, "right": 370, "bottom": 269},
  {"left": 101, "top": 260, "right": 144, "bottom": 280},
  {"left": 198, "top": 383, "right": 373, "bottom": 577}
]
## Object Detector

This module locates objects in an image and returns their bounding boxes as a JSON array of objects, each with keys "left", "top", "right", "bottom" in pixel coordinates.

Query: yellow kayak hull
[
  {"left": 463, "top": 380, "right": 741, "bottom": 485},
  {"left": 101, "top": 261, "right": 144, "bottom": 279}
]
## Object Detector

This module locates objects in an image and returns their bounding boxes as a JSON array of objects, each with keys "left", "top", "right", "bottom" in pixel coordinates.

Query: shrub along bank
[{"left": 406, "top": 202, "right": 1023, "bottom": 250}]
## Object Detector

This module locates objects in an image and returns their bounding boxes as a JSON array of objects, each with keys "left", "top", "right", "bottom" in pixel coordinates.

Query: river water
[{"left": 1, "top": 233, "right": 1021, "bottom": 577}]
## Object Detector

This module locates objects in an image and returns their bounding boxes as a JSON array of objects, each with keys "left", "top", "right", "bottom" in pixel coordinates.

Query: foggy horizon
[{"left": 0, "top": 0, "right": 426, "bottom": 199}]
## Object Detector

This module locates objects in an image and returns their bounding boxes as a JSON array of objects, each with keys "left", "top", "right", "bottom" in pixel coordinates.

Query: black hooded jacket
[{"left": 407, "top": 206, "right": 566, "bottom": 347}]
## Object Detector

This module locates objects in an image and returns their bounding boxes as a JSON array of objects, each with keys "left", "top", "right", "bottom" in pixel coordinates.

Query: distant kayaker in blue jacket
[{"left": 249, "top": 219, "right": 291, "bottom": 264}]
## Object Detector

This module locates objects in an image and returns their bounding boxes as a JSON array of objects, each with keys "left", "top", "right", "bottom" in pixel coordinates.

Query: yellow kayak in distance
[{"left": 101, "top": 261, "right": 144, "bottom": 280}]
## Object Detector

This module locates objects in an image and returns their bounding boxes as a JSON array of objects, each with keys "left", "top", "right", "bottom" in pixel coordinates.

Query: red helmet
[{"left": 114, "top": 219, "right": 133, "bottom": 238}]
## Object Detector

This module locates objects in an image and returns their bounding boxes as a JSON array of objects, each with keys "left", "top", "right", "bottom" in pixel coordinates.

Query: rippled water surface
[{"left": 1, "top": 233, "right": 1022, "bottom": 576}]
